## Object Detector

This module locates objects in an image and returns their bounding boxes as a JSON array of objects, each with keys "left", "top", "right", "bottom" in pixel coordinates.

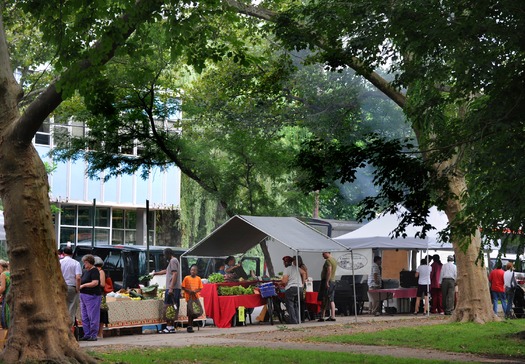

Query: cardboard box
[{"left": 106, "top": 296, "right": 131, "bottom": 302}]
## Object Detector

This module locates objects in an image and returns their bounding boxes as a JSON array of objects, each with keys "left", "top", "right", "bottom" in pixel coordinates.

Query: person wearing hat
[
  {"left": 439, "top": 255, "right": 457, "bottom": 315},
  {"left": 280, "top": 256, "right": 305, "bottom": 324}
]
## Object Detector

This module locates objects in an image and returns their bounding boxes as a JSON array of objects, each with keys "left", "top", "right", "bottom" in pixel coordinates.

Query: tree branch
[
  {"left": 14, "top": 0, "right": 164, "bottom": 146},
  {"left": 222, "top": 0, "right": 406, "bottom": 108},
  {"left": 0, "top": 8, "right": 23, "bottom": 122}
]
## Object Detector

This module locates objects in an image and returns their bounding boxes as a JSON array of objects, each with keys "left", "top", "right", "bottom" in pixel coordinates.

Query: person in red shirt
[
  {"left": 488, "top": 261, "right": 507, "bottom": 315},
  {"left": 181, "top": 264, "right": 203, "bottom": 333},
  {"left": 430, "top": 255, "right": 444, "bottom": 314}
]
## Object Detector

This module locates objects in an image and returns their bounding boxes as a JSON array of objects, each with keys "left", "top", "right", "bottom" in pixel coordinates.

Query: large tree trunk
[
  {"left": 440, "top": 160, "right": 497, "bottom": 323},
  {"left": 0, "top": 9, "right": 94, "bottom": 363},
  {"left": 0, "top": 145, "right": 95, "bottom": 363}
]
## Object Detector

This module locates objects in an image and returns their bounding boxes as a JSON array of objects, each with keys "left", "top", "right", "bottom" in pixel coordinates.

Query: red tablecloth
[
  {"left": 368, "top": 288, "right": 417, "bottom": 299},
  {"left": 201, "top": 284, "right": 266, "bottom": 328}
]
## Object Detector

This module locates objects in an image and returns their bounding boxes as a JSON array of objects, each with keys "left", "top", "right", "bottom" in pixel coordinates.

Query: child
[{"left": 181, "top": 264, "right": 203, "bottom": 333}]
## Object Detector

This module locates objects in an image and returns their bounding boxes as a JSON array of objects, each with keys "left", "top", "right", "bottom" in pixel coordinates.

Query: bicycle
[{"left": 260, "top": 282, "right": 288, "bottom": 325}]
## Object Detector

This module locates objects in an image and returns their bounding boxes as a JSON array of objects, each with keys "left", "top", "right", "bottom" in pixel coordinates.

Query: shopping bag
[{"left": 187, "top": 294, "right": 203, "bottom": 319}]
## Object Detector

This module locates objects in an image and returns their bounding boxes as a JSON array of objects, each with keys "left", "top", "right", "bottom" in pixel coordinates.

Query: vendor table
[
  {"left": 368, "top": 288, "right": 417, "bottom": 314},
  {"left": 78, "top": 299, "right": 164, "bottom": 329},
  {"left": 368, "top": 287, "right": 417, "bottom": 299},
  {"left": 201, "top": 283, "right": 266, "bottom": 328},
  {"left": 77, "top": 297, "right": 206, "bottom": 330}
]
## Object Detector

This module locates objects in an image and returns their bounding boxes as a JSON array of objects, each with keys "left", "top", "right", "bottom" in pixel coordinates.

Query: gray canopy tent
[{"left": 181, "top": 215, "right": 357, "bottom": 323}]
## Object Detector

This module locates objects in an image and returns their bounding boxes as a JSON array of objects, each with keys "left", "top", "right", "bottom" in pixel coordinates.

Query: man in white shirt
[
  {"left": 281, "top": 256, "right": 305, "bottom": 324},
  {"left": 60, "top": 246, "right": 82, "bottom": 326},
  {"left": 439, "top": 255, "right": 457, "bottom": 315}
]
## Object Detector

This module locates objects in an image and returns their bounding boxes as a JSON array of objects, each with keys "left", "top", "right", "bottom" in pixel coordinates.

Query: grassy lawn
[
  {"left": 310, "top": 320, "right": 525, "bottom": 357},
  {"left": 90, "top": 346, "right": 460, "bottom": 364}
]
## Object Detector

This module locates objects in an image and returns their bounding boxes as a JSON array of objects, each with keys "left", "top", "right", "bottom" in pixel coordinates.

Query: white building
[{"left": 34, "top": 119, "right": 181, "bottom": 247}]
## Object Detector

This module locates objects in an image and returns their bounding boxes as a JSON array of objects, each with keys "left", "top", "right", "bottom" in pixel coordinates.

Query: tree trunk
[
  {"left": 440, "top": 161, "right": 497, "bottom": 323},
  {"left": 0, "top": 144, "right": 96, "bottom": 363},
  {"left": 1, "top": 11, "right": 94, "bottom": 363}
]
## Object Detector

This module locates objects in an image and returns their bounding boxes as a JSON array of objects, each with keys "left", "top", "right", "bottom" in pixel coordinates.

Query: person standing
[
  {"left": 94, "top": 256, "right": 109, "bottom": 338},
  {"left": 60, "top": 246, "right": 82, "bottom": 327},
  {"left": 297, "top": 256, "right": 308, "bottom": 279},
  {"left": 153, "top": 248, "right": 181, "bottom": 333},
  {"left": 317, "top": 251, "right": 337, "bottom": 322},
  {"left": 79, "top": 254, "right": 101, "bottom": 341},
  {"left": 488, "top": 261, "right": 507, "bottom": 316},
  {"left": 367, "top": 256, "right": 383, "bottom": 316},
  {"left": 414, "top": 258, "right": 432, "bottom": 315},
  {"left": 280, "top": 256, "right": 304, "bottom": 324},
  {"left": 0, "top": 260, "right": 11, "bottom": 329},
  {"left": 430, "top": 255, "right": 443, "bottom": 314},
  {"left": 439, "top": 255, "right": 457, "bottom": 315},
  {"left": 181, "top": 264, "right": 203, "bottom": 333},
  {"left": 503, "top": 262, "right": 517, "bottom": 319}
]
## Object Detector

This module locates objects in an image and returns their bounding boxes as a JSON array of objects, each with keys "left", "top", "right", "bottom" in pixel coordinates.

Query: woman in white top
[
  {"left": 503, "top": 262, "right": 517, "bottom": 319},
  {"left": 414, "top": 258, "right": 432, "bottom": 315}
]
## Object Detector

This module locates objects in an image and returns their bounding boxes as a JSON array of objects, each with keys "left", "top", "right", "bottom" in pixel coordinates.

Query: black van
[{"left": 66, "top": 244, "right": 260, "bottom": 290}]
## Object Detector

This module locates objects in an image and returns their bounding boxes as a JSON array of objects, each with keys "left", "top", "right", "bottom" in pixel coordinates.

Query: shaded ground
[{"left": 83, "top": 315, "right": 523, "bottom": 363}]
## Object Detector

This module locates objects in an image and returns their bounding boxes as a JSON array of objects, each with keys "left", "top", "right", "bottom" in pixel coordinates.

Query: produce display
[
  {"left": 106, "top": 286, "right": 157, "bottom": 301},
  {"left": 207, "top": 273, "right": 225, "bottom": 283},
  {"left": 218, "top": 285, "right": 255, "bottom": 296}
]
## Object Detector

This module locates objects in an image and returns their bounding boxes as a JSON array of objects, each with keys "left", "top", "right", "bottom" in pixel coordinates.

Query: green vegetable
[
  {"left": 218, "top": 285, "right": 256, "bottom": 296},
  {"left": 166, "top": 305, "right": 177, "bottom": 320},
  {"left": 208, "top": 273, "right": 225, "bottom": 283},
  {"left": 142, "top": 284, "right": 158, "bottom": 293}
]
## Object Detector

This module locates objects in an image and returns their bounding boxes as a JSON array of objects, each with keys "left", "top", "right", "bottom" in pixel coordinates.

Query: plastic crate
[{"left": 259, "top": 282, "right": 277, "bottom": 298}]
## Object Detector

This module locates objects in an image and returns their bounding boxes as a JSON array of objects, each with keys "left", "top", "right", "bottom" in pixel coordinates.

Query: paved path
[{"left": 79, "top": 315, "right": 522, "bottom": 363}]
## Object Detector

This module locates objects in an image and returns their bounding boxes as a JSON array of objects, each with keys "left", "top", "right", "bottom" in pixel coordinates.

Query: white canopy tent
[
  {"left": 182, "top": 215, "right": 355, "bottom": 323},
  {"left": 334, "top": 206, "right": 451, "bottom": 250},
  {"left": 334, "top": 206, "right": 452, "bottom": 316}
]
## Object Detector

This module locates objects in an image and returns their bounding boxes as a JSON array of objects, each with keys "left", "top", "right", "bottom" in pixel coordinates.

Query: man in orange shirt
[{"left": 181, "top": 264, "right": 203, "bottom": 332}]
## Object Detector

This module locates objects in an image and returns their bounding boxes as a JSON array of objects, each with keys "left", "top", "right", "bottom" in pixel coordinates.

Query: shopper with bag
[
  {"left": 504, "top": 262, "right": 518, "bottom": 319},
  {"left": 182, "top": 264, "right": 203, "bottom": 333}
]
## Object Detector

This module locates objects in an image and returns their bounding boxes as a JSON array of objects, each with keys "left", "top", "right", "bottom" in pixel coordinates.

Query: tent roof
[
  {"left": 334, "top": 206, "right": 452, "bottom": 250},
  {"left": 183, "top": 215, "right": 350, "bottom": 257}
]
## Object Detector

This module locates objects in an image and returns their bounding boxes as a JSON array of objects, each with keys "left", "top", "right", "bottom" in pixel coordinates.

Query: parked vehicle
[{"left": 63, "top": 244, "right": 261, "bottom": 290}]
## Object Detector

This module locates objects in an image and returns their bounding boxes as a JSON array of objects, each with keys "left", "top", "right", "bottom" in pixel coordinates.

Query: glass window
[
  {"left": 61, "top": 206, "right": 76, "bottom": 226},
  {"left": 125, "top": 230, "right": 136, "bottom": 245},
  {"left": 95, "top": 229, "right": 110, "bottom": 245},
  {"left": 112, "top": 209, "right": 124, "bottom": 229},
  {"left": 125, "top": 211, "right": 136, "bottom": 229},
  {"left": 112, "top": 229, "right": 124, "bottom": 245},
  {"left": 78, "top": 207, "right": 92, "bottom": 226},
  {"left": 60, "top": 227, "right": 76, "bottom": 246},
  {"left": 77, "top": 228, "right": 93, "bottom": 244},
  {"left": 96, "top": 207, "right": 110, "bottom": 227}
]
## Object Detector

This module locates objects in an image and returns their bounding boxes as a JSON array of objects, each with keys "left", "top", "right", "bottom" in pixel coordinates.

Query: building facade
[{"left": 35, "top": 119, "right": 181, "bottom": 247}]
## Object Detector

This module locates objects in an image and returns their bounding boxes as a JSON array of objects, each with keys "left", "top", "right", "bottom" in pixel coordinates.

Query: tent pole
[
  {"left": 426, "top": 245, "right": 430, "bottom": 317},
  {"left": 350, "top": 249, "right": 357, "bottom": 323}
]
